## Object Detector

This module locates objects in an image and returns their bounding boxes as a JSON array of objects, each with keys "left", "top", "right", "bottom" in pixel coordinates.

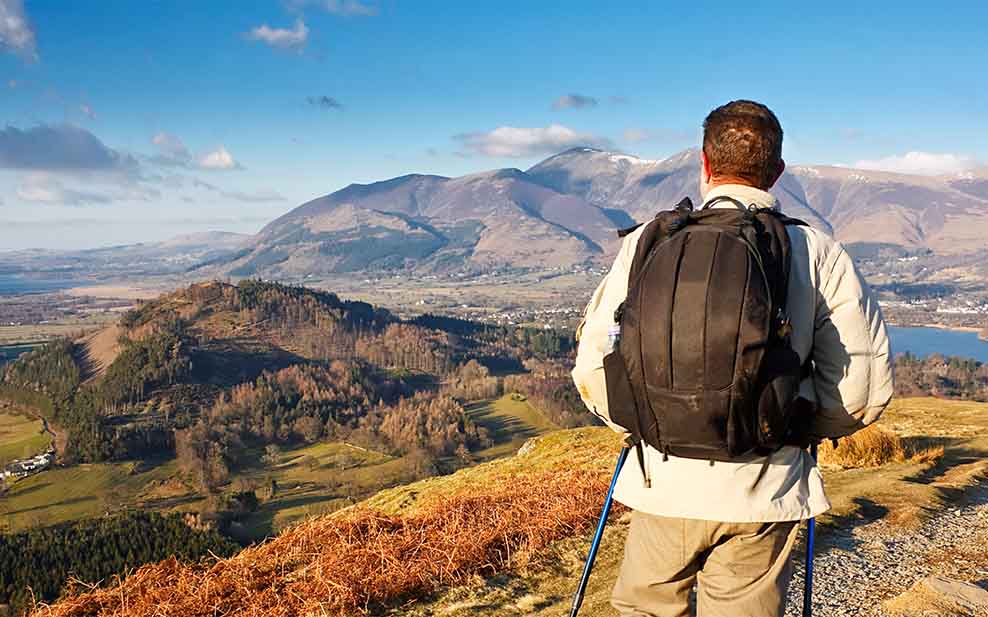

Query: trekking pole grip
[{"left": 569, "top": 445, "right": 631, "bottom": 617}]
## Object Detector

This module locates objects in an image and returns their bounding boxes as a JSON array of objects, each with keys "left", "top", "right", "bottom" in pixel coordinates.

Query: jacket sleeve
[
  {"left": 809, "top": 242, "right": 894, "bottom": 439},
  {"left": 571, "top": 230, "right": 639, "bottom": 435}
]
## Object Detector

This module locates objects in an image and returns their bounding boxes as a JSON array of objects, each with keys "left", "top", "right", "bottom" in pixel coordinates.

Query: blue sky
[{"left": 1, "top": 0, "right": 986, "bottom": 249}]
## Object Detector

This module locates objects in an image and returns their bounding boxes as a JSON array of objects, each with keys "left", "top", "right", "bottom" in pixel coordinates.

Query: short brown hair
[{"left": 702, "top": 100, "right": 783, "bottom": 189}]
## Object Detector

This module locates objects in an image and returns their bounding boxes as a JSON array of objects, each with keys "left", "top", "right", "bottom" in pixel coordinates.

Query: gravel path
[{"left": 784, "top": 478, "right": 988, "bottom": 616}]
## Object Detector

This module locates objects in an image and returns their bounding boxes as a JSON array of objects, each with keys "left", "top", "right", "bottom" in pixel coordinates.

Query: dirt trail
[{"left": 785, "top": 477, "right": 988, "bottom": 616}]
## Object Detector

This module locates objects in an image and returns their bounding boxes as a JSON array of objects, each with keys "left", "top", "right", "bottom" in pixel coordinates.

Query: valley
[{"left": 2, "top": 147, "right": 988, "bottom": 616}]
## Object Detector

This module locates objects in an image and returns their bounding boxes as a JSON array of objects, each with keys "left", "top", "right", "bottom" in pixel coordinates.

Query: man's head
[{"left": 700, "top": 100, "right": 785, "bottom": 197}]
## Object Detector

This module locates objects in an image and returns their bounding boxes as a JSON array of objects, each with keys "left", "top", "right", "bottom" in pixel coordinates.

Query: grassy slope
[
  {"left": 0, "top": 412, "right": 52, "bottom": 463},
  {"left": 0, "top": 460, "right": 182, "bottom": 533},
  {"left": 360, "top": 397, "right": 988, "bottom": 616},
  {"left": 466, "top": 395, "right": 559, "bottom": 461},
  {"left": 25, "top": 396, "right": 988, "bottom": 617},
  {"left": 237, "top": 441, "right": 413, "bottom": 539}
]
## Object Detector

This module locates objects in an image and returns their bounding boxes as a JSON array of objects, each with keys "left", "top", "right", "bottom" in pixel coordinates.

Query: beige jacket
[{"left": 572, "top": 183, "right": 894, "bottom": 522}]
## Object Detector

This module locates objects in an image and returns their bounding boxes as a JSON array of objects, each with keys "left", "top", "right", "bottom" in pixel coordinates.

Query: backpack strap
[
  {"left": 616, "top": 197, "right": 694, "bottom": 238},
  {"left": 700, "top": 195, "right": 750, "bottom": 212}
]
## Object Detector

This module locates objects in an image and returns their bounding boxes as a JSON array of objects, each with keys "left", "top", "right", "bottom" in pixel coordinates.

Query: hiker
[{"left": 572, "top": 100, "right": 893, "bottom": 617}]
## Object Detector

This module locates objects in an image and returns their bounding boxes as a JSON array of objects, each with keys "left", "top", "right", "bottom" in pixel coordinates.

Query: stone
[{"left": 884, "top": 575, "right": 988, "bottom": 616}]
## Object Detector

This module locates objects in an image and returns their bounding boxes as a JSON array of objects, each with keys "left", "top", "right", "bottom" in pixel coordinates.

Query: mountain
[
  {"left": 221, "top": 169, "right": 619, "bottom": 277},
  {"left": 787, "top": 165, "right": 988, "bottom": 250},
  {"left": 138, "top": 151, "right": 985, "bottom": 279},
  {"left": 526, "top": 148, "right": 833, "bottom": 232}
]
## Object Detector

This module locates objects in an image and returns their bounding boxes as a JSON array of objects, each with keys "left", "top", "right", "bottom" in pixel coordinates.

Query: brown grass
[
  {"left": 32, "top": 469, "right": 617, "bottom": 617},
  {"left": 819, "top": 424, "right": 944, "bottom": 468}
]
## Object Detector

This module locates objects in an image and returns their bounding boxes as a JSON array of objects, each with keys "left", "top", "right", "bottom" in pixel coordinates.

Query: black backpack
[{"left": 604, "top": 196, "right": 810, "bottom": 464}]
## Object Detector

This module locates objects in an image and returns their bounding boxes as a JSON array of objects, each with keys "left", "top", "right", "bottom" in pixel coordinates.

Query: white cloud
[
  {"left": 198, "top": 146, "right": 241, "bottom": 170},
  {"left": 853, "top": 151, "right": 978, "bottom": 176},
  {"left": 455, "top": 124, "right": 611, "bottom": 158},
  {"left": 246, "top": 19, "right": 309, "bottom": 49},
  {"left": 0, "top": 0, "right": 37, "bottom": 61},
  {"left": 150, "top": 133, "right": 242, "bottom": 171},
  {"left": 551, "top": 94, "right": 598, "bottom": 110}
]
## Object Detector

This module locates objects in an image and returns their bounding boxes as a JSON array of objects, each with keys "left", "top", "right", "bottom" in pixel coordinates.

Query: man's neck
[{"left": 707, "top": 176, "right": 761, "bottom": 190}]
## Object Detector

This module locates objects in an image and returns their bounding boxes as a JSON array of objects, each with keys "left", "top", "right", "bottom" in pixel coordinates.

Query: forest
[
  {"left": 0, "top": 511, "right": 237, "bottom": 613},
  {"left": 893, "top": 352, "right": 988, "bottom": 400},
  {"left": 0, "top": 280, "right": 590, "bottom": 484}
]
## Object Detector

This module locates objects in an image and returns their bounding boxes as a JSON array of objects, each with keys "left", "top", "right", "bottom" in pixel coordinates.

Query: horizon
[
  {"left": 1, "top": 0, "right": 987, "bottom": 249},
  {"left": 0, "top": 143, "right": 984, "bottom": 252}
]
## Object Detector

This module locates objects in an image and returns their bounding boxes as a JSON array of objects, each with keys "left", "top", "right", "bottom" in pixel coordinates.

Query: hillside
[
  {"left": 0, "top": 280, "right": 591, "bottom": 612},
  {"left": 27, "top": 397, "right": 988, "bottom": 617},
  {"left": 0, "top": 279, "right": 586, "bottom": 468}
]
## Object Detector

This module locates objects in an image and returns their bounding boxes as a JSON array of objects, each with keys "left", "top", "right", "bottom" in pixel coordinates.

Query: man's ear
[
  {"left": 701, "top": 150, "right": 712, "bottom": 182},
  {"left": 769, "top": 158, "right": 786, "bottom": 188}
]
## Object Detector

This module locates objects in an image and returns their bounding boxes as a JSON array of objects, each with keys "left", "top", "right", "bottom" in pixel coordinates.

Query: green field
[
  {"left": 0, "top": 412, "right": 52, "bottom": 464},
  {"left": 0, "top": 459, "right": 183, "bottom": 533},
  {"left": 467, "top": 394, "right": 559, "bottom": 461},
  {"left": 237, "top": 440, "right": 416, "bottom": 538},
  {"left": 0, "top": 395, "right": 563, "bottom": 539}
]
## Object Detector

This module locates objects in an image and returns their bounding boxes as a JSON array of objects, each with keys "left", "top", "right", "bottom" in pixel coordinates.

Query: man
[{"left": 572, "top": 100, "right": 893, "bottom": 616}]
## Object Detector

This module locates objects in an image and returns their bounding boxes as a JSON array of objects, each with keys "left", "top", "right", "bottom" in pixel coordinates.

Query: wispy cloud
[
  {"left": 0, "top": 0, "right": 37, "bottom": 61},
  {"left": 150, "top": 133, "right": 243, "bottom": 171},
  {"left": 853, "top": 151, "right": 978, "bottom": 176},
  {"left": 191, "top": 178, "right": 285, "bottom": 203},
  {"left": 0, "top": 124, "right": 138, "bottom": 172},
  {"left": 289, "top": 0, "right": 378, "bottom": 16},
  {"left": 151, "top": 132, "right": 192, "bottom": 163},
  {"left": 622, "top": 127, "right": 692, "bottom": 144},
  {"left": 80, "top": 103, "right": 96, "bottom": 120},
  {"left": 551, "top": 94, "right": 598, "bottom": 111},
  {"left": 246, "top": 19, "right": 309, "bottom": 49},
  {"left": 307, "top": 95, "right": 343, "bottom": 110},
  {"left": 16, "top": 173, "right": 160, "bottom": 206},
  {"left": 455, "top": 124, "right": 611, "bottom": 158}
]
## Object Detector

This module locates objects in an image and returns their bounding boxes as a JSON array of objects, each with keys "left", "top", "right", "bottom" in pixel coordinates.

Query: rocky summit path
[{"left": 785, "top": 479, "right": 988, "bottom": 616}]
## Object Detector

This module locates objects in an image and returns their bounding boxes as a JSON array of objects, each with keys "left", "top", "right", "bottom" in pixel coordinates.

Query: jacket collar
[{"left": 701, "top": 183, "right": 779, "bottom": 211}]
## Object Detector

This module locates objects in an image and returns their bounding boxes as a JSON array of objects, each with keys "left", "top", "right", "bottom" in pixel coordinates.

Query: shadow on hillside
[
  {"left": 468, "top": 404, "right": 540, "bottom": 444},
  {"left": 243, "top": 492, "right": 348, "bottom": 541},
  {"left": 194, "top": 339, "right": 306, "bottom": 387},
  {"left": 5, "top": 495, "right": 95, "bottom": 516},
  {"left": 73, "top": 343, "right": 101, "bottom": 382},
  {"left": 6, "top": 482, "right": 52, "bottom": 499}
]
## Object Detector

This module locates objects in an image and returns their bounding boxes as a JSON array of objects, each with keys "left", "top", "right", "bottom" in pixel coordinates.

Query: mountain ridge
[{"left": 215, "top": 146, "right": 988, "bottom": 279}]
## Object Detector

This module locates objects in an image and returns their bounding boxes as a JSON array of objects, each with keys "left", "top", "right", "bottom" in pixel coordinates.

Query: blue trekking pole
[
  {"left": 803, "top": 442, "right": 818, "bottom": 617},
  {"left": 569, "top": 445, "right": 630, "bottom": 617}
]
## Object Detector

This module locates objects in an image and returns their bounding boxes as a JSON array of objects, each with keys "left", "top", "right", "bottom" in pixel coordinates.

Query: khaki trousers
[{"left": 611, "top": 511, "right": 801, "bottom": 617}]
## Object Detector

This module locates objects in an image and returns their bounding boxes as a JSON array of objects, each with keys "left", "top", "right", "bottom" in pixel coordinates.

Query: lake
[
  {"left": 0, "top": 276, "right": 77, "bottom": 295},
  {"left": 0, "top": 344, "right": 38, "bottom": 366},
  {"left": 889, "top": 326, "right": 988, "bottom": 363}
]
